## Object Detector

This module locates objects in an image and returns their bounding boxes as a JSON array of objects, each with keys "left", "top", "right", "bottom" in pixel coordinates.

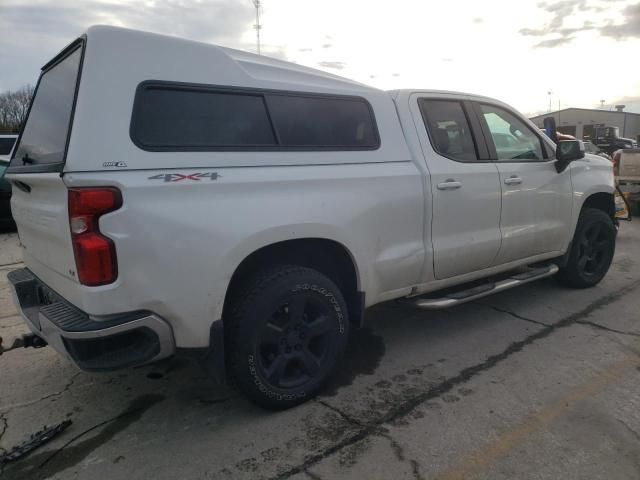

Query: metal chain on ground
[{"left": 0, "top": 421, "right": 72, "bottom": 465}]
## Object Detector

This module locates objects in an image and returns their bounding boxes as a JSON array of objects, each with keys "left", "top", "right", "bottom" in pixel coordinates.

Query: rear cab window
[
  {"left": 418, "top": 99, "right": 479, "bottom": 162},
  {"left": 8, "top": 40, "right": 84, "bottom": 173}
]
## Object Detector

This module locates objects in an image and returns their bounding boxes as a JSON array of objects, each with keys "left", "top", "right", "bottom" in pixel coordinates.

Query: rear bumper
[{"left": 7, "top": 268, "right": 175, "bottom": 371}]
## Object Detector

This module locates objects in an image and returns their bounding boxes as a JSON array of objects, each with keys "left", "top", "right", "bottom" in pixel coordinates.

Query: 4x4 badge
[
  {"left": 102, "top": 161, "right": 127, "bottom": 167},
  {"left": 148, "top": 172, "right": 222, "bottom": 182}
]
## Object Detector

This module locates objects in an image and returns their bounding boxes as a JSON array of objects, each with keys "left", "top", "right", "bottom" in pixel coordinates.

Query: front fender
[{"left": 569, "top": 153, "right": 615, "bottom": 233}]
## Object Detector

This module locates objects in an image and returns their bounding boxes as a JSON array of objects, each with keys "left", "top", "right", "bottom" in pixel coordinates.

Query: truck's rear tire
[
  {"left": 225, "top": 265, "right": 349, "bottom": 409},
  {"left": 556, "top": 208, "right": 616, "bottom": 289}
]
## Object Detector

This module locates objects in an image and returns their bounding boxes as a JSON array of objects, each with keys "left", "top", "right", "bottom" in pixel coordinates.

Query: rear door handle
[
  {"left": 504, "top": 176, "right": 523, "bottom": 185},
  {"left": 437, "top": 179, "right": 462, "bottom": 190},
  {"left": 12, "top": 180, "right": 31, "bottom": 193}
]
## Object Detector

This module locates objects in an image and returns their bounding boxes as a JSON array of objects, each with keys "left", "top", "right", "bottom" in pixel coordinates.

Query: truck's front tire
[
  {"left": 226, "top": 265, "right": 350, "bottom": 409},
  {"left": 556, "top": 208, "right": 616, "bottom": 288}
]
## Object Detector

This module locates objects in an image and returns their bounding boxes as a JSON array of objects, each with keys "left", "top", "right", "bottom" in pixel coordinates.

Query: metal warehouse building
[{"left": 530, "top": 107, "right": 640, "bottom": 142}]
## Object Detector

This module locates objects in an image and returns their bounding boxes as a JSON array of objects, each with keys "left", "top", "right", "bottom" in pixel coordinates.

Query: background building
[{"left": 530, "top": 107, "right": 640, "bottom": 142}]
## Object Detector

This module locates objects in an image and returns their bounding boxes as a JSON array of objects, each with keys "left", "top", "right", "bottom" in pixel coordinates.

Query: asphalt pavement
[{"left": 1, "top": 222, "right": 639, "bottom": 480}]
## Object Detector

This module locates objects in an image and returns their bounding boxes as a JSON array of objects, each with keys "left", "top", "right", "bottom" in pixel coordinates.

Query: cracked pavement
[{"left": 1, "top": 223, "right": 640, "bottom": 479}]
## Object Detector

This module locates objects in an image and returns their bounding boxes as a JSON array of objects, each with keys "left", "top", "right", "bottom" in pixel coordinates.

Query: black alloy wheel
[
  {"left": 557, "top": 208, "right": 616, "bottom": 288},
  {"left": 226, "top": 265, "right": 349, "bottom": 409},
  {"left": 576, "top": 222, "right": 611, "bottom": 277},
  {"left": 258, "top": 294, "right": 338, "bottom": 389}
]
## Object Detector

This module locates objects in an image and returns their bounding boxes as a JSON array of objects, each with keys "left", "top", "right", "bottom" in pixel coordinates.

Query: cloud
[
  {"left": 472, "top": 17, "right": 484, "bottom": 23},
  {"left": 317, "top": 61, "right": 346, "bottom": 70},
  {"left": 535, "top": 0, "right": 586, "bottom": 29},
  {"left": 0, "top": 0, "right": 256, "bottom": 90},
  {"left": 599, "top": 2, "right": 640, "bottom": 39},
  {"left": 520, "top": 0, "right": 639, "bottom": 47},
  {"left": 611, "top": 94, "right": 640, "bottom": 103},
  {"left": 608, "top": 94, "right": 640, "bottom": 111},
  {"left": 534, "top": 36, "right": 577, "bottom": 47},
  {"left": 321, "top": 43, "right": 333, "bottom": 48}
]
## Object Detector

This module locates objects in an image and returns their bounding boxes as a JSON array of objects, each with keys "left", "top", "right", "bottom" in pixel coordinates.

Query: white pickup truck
[{"left": 5, "top": 26, "right": 617, "bottom": 409}]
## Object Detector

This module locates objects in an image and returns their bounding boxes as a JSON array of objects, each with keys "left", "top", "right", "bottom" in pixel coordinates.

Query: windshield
[{"left": 11, "top": 45, "right": 82, "bottom": 169}]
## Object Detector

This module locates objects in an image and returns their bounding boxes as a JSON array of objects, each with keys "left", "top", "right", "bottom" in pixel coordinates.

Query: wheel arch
[
  {"left": 558, "top": 190, "right": 616, "bottom": 268},
  {"left": 222, "top": 238, "right": 365, "bottom": 329},
  {"left": 581, "top": 191, "right": 615, "bottom": 219}
]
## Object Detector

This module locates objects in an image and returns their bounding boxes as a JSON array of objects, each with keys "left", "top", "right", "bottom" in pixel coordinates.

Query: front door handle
[
  {"left": 504, "top": 175, "right": 523, "bottom": 185},
  {"left": 437, "top": 179, "right": 462, "bottom": 190}
]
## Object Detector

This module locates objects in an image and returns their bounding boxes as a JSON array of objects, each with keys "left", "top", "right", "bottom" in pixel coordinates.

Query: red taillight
[{"left": 68, "top": 188, "right": 122, "bottom": 286}]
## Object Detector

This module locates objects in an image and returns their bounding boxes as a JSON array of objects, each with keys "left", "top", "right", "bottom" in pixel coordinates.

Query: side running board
[{"left": 401, "top": 264, "right": 559, "bottom": 310}]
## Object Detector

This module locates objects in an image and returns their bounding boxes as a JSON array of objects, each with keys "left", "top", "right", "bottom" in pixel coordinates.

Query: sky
[{"left": 1, "top": 0, "right": 639, "bottom": 116}]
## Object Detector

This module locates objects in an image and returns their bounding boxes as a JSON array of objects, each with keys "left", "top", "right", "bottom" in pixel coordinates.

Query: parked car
[
  {"left": 0, "top": 134, "right": 18, "bottom": 229},
  {"left": 6, "top": 26, "right": 617, "bottom": 409},
  {"left": 0, "top": 134, "right": 17, "bottom": 159},
  {"left": 583, "top": 140, "right": 612, "bottom": 161}
]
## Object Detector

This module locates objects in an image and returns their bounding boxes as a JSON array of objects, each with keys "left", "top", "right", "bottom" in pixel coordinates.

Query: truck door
[
  {"left": 474, "top": 102, "right": 573, "bottom": 264},
  {"left": 413, "top": 96, "right": 502, "bottom": 279}
]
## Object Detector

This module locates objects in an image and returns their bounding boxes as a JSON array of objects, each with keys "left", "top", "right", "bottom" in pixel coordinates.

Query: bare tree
[{"left": 0, "top": 85, "right": 35, "bottom": 133}]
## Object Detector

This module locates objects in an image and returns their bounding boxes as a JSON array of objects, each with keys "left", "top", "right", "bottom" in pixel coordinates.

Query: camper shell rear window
[
  {"left": 9, "top": 39, "right": 84, "bottom": 174},
  {"left": 130, "top": 82, "right": 380, "bottom": 151}
]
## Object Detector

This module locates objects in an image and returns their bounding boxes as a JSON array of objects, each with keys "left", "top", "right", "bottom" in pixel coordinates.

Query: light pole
[
  {"left": 547, "top": 90, "right": 553, "bottom": 112},
  {"left": 252, "top": 0, "right": 262, "bottom": 55}
]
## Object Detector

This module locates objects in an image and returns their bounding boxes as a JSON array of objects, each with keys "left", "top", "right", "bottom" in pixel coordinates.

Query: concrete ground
[{"left": 1, "top": 222, "right": 639, "bottom": 480}]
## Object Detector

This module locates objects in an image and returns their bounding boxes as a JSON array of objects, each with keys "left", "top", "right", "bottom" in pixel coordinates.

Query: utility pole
[
  {"left": 252, "top": 0, "right": 262, "bottom": 55},
  {"left": 558, "top": 99, "right": 561, "bottom": 129},
  {"left": 600, "top": 99, "right": 605, "bottom": 109}
]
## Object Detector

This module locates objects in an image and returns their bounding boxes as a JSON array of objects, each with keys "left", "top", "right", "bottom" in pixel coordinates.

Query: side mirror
[
  {"left": 555, "top": 140, "right": 585, "bottom": 172},
  {"left": 543, "top": 117, "right": 558, "bottom": 144}
]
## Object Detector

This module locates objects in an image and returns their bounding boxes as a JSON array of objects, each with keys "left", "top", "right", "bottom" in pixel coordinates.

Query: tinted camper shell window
[{"left": 130, "top": 82, "right": 380, "bottom": 152}]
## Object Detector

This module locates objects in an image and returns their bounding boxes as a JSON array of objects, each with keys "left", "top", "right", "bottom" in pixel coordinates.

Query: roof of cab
[
  {"left": 388, "top": 88, "right": 507, "bottom": 104},
  {"left": 84, "top": 25, "right": 378, "bottom": 95}
]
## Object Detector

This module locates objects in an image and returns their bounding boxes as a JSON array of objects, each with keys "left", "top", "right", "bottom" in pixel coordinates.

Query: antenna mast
[{"left": 252, "top": 0, "right": 262, "bottom": 55}]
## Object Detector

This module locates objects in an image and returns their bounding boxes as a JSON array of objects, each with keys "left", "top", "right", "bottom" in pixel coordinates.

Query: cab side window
[
  {"left": 419, "top": 99, "right": 478, "bottom": 162},
  {"left": 479, "top": 104, "right": 545, "bottom": 161}
]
